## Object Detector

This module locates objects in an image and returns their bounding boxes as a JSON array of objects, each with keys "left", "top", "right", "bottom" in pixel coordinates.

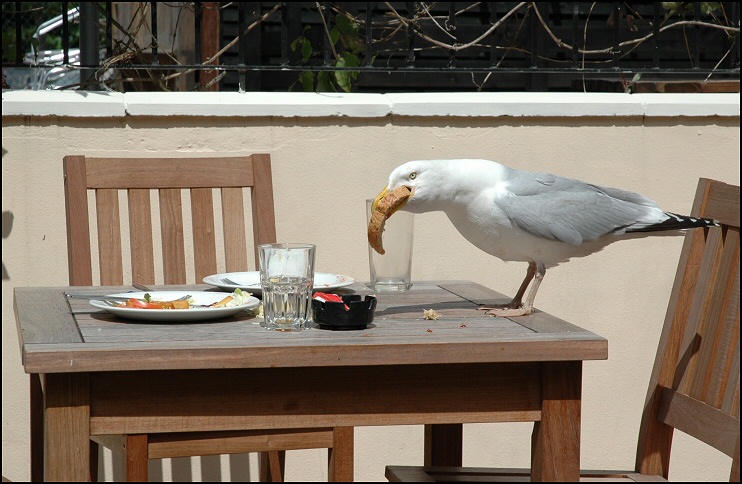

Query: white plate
[
  {"left": 89, "top": 291, "right": 260, "bottom": 322},
  {"left": 203, "top": 271, "right": 356, "bottom": 295}
]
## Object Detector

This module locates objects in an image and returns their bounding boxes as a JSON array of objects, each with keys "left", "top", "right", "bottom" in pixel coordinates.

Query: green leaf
[
  {"left": 342, "top": 52, "right": 360, "bottom": 68},
  {"left": 335, "top": 71, "right": 351, "bottom": 92},
  {"left": 330, "top": 27, "right": 341, "bottom": 47},
  {"left": 291, "top": 27, "right": 314, "bottom": 62},
  {"left": 335, "top": 14, "right": 356, "bottom": 36},
  {"left": 292, "top": 37, "right": 313, "bottom": 63},
  {"left": 316, "top": 71, "right": 336, "bottom": 92},
  {"left": 301, "top": 38, "right": 312, "bottom": 62},
  {"left": 334, "top": 53, "right": 360, "bottom": 92},
  {"left": 702, "top": 2, "right": 722, "bottom": 14},
  {"left": 290, "top": 37, "right": 301, "bottom": 52},
  {"left": 299, "top": 71, "right": 315, "bottom": 92},
  {"left": 342, "top": 35, "right": 364, "bottom": 54}
]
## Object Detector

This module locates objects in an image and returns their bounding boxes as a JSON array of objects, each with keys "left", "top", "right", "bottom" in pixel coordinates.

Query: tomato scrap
[
  {"left": 119, "top": 298, "right": 189, "bottom": 310},
  {"left": 314, "top": 292, "right": 349, "bottom": 310}
]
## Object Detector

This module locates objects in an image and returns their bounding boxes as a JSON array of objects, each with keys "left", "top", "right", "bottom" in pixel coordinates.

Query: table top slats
[
  {"left": 14, "top": 288, "right": 83, "bottom": 345},
  {"left": 16, "top": 282, "right": 608, "bottom": 373}
]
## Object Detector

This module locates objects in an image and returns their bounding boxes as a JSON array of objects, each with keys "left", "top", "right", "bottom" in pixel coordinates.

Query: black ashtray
[{"left": 312, "top": 295, "right": 377, "bottom": 330}]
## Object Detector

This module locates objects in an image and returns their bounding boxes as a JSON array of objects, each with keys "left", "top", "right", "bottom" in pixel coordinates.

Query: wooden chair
[
  {"left": 34, "top": 153, "right": 354, "bottom": 481},
  {"left": 385, "top": 178, "right": 740, "bottom": 482}
]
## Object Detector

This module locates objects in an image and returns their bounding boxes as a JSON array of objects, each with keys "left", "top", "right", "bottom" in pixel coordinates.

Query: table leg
[
  {"left": 30, "top": 374, "right": 44, "bottom": 482},
  {"left": 531, "top": 361, "right": 582, "bottom": 481},
  {"left": 44, "top": 373, "right": 91, "bottom": 481},
  {"left": 328, "top": 426, "right": 354, "bottom": 481},
  {"left": 424, "top": 424, "right": 463, "bottom": 466},
  {"left": 124, "top": 434, "right": 149, "bottom": 481}
]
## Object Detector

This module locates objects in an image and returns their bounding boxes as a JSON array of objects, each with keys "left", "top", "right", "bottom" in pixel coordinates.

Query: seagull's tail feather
[{"left": 625, "top": 212, "right": 718, "bottom": 234}]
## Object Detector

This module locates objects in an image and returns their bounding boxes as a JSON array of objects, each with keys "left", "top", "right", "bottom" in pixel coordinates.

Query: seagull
[{"left": 370, "top": 159, "right": 717, "bottom": 316}]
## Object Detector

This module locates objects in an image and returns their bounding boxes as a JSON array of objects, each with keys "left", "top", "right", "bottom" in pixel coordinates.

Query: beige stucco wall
[{"left": 2, "top": 91, "right": 739, "bottom": 482}]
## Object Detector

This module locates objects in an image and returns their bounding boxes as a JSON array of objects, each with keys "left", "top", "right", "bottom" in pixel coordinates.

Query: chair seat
[{"left": 385, "top": 465, "right": 667, "bottom": 482}]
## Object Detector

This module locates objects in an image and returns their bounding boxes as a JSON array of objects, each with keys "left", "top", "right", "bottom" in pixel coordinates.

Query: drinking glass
[
  {"left": 366, "top": 199, "right": 414, "bottom": 291},
  {"left": 259, "top": 243, "right": 316, "bottom": 331}
]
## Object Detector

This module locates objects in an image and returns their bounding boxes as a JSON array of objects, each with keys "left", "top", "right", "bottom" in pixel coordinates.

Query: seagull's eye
[{"left": 409, "top": 172, "right": 417, "bottom": 180}]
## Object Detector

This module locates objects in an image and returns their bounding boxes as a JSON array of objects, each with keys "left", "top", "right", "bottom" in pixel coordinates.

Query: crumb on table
[{"left": 423, "top": 309, "right": 441, "bottom": 320}]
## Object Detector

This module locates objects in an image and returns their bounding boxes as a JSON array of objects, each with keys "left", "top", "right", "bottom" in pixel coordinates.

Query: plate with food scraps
[
  {"left": 203, "top": 272, "right": 355, "bottom": 295},
  {"left": 89, "top": 290, "right": 260, "bottom": 322}
]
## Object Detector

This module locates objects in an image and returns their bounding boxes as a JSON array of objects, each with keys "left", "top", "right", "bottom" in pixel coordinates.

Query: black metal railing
[{"left": 2, "top": 2, "right": 740, "bottom": 92}]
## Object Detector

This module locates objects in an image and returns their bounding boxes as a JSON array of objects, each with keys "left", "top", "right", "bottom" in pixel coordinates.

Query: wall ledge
[{"left": 2, "top": 90, "right": 739, "bottom": 118}]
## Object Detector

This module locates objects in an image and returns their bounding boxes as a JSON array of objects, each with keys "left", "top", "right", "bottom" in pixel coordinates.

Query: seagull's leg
[
  {"left": 509, "top": 262, "right": 537, "bottom": 308},
  {"left": 480, "top": 262, "right": 537, "bottom": 310},
  {"left": 485, "top": 262, "right": 545, "bottom": 317},
  {"left": 518, "top": 261, "right": 546, "bottom": 315}
]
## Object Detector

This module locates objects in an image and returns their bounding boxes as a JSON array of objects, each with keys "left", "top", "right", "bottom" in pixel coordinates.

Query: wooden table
[{"left": 15, "top": 281, "right": 607, "bottom": 482}]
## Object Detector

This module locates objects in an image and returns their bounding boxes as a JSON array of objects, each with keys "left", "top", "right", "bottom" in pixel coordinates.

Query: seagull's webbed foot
[
  {"left": 484, "top": 306, "right": 534, "bottom": 317},
  {"left": 479, "top": 300, "right": 524, "bottom": 310},
  {"left": 481, "top": 262, "right": 545, "bottom": 318}
]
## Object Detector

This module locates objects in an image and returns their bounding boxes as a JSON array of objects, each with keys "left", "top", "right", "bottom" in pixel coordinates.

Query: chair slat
[
  {"left": 657, "top": 388, "right": 737, "bottom": 457},
  {"left": 681, "top": 227, "right": 735, "bottom": 403},
  {"left": 732, "top": 435, "right": 740, "bottom": 482},
  {"left": 85, "top": 158, "right": 254, "bottom": 189},
  {"left": 63, "top": 155, "right": 93, "bottom": 286},
  {"left": 721, "top": 338, "right": 740, "bottom": 417},
  {"left": 701, "top": 179, "right": 741, "bottom": 226},
  {"left": 696, "top": 229, "right": 740, "bottom": 408},
  {"left": 250, "top": 153, "right": 278, "bottom": 249},
  {"left": 127, "top": 189, "right": 156, "bottom": 286},
  {"left": 221, "top": 187, "right": 249, "bottom": 272},
  {"left": 159, "top": 188, "right": 187, "bottom": 284},
  {"left": 95, "top": 189, "right": 123, "bottom": 286},
  {"left": 147, "top": 428, "right": 335, "bottom": 459},
  {"left": 190, "top": 188, "right": 218, "bottom": 281}
]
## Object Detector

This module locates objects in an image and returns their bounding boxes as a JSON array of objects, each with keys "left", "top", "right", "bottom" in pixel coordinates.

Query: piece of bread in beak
[{"left": 367, "top": 186, "right": 411, "bottom": 255}]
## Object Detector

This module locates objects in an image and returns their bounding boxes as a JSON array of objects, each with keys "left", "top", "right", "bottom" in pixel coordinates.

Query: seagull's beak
[
  {"left": 371, "top": 187, "right": 389, "bottom": 212},
  {"left": 372, "top": 186, "right": 411, "bottom": 219}
]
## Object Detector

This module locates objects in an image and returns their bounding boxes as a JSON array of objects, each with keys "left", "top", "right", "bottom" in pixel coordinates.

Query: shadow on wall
[
  {"left": 3, "top": 146, "right": 12, "bottom": 280},
  {"left": 3, "top": 146, "right": 13, "bottom": 281},
  {"left": 2, "top": 211, "right": 11, "bottom": 280}
]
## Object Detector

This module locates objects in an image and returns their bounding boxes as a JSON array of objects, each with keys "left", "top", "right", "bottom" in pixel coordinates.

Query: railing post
[{"left": 80, "top": 2, "right": 99, "bottom": 89}]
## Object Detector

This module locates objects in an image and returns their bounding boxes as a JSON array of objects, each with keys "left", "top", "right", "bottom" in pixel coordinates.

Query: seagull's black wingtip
[{"left": 626, "top": 212, "right": 719, "bottom": 234}]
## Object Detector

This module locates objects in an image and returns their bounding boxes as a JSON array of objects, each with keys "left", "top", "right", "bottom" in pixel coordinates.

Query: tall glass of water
[{"left": 258, "top": 243, "right": 316, "bottom": 331}]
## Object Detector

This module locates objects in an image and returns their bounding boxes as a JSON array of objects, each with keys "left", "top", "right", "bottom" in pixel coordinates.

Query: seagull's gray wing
[{"left": 496, "top": 172, "right": 656, "bottom": 246}]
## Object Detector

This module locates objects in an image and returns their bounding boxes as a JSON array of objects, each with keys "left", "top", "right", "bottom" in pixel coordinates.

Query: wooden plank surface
[
  {"left": 84, "top": 157, "right": 255, "bottom": 189},
  {"left": 87, "top": 363, "right": 542, "bottom": 434},
  {"left": 531, "top": 361, "right": 581, "bottom": 481},
  {"left": 44, "top": 373, "right": 90, "bottom": 481},
  {"left": 127, "top": 189, "right": 156, "bottom": 285},
  {"left": 14, "top": 288, "right": 82, "bottom": 346},
  {"left": 63, "top": 155, "right": 94, "bottom": 286},
  {"left": 96, "top": 188, "right": 124, "bottom": 286},
  {"left": 18, "top": 282, "right": 608, "bottom": 373},
  {"left": 159, "top": 188, "right": 186, "bottom": 284}
]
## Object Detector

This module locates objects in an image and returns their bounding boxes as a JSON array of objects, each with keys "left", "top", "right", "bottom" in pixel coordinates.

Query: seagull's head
[{"left": 372, "top": 160, "right": 451, "bottom": 216}]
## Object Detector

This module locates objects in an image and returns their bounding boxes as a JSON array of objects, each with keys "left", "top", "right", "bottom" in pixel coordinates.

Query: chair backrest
[
  {"left": 63, "top": 154, "right": 277, "bottom": 286},
  {"left": 635, "top": 178, "right": 740, "bottom": 480}
]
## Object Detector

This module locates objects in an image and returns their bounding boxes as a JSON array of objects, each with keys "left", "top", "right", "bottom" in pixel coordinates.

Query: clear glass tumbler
[{"left": 259, "top": 243, "right": 316, "bottom": 331}]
